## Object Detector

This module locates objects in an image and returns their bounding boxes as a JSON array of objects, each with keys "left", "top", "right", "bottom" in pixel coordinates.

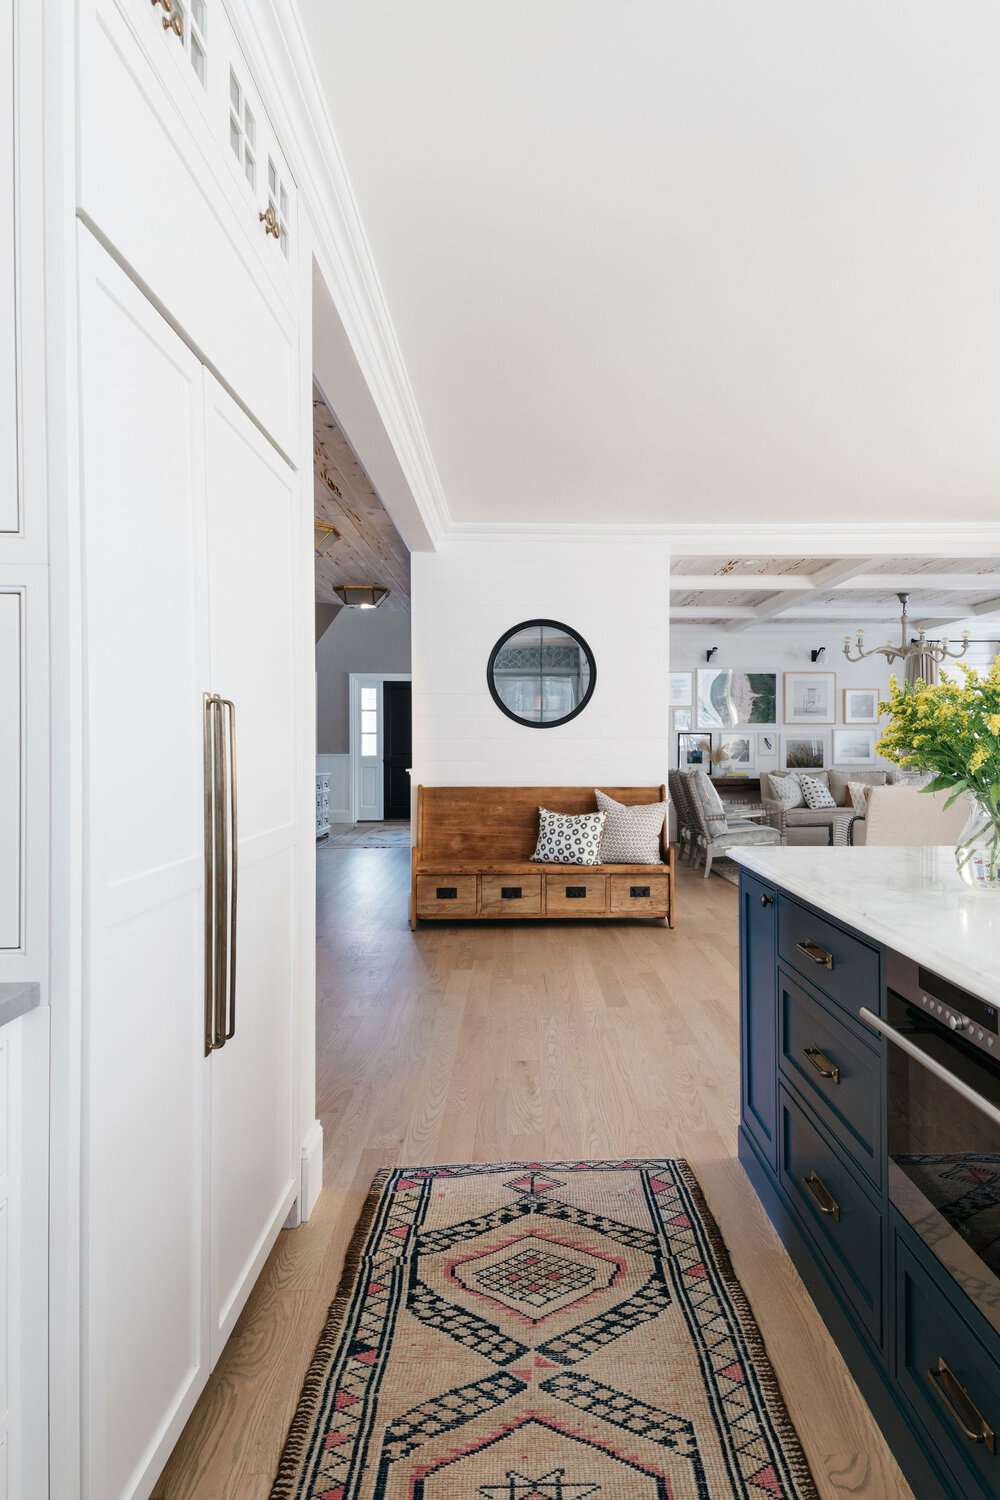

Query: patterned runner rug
[{"left": 271, "top": 1161, "right": 818, "bottom": 1500}]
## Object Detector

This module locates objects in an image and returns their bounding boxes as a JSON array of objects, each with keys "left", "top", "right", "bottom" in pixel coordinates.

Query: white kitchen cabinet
[
  {"left": 0, "top": 596, "right": 19, "bottom": 950},
  {"left": 0, "top": 0, "right": 16, "bottom": 532},
  {"left": 76, "top": 229, "right": 302, "bottom": 1500}
]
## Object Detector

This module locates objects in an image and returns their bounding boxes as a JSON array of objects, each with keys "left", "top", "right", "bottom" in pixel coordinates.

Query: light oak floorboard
[{"left": 152, "top": 850, "right": 913, "bottom": 1500}]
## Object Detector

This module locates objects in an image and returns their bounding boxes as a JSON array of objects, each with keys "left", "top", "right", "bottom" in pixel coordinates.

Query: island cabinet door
[{"left": 740, "top": 872, "right": 779, "bottom": 1169}]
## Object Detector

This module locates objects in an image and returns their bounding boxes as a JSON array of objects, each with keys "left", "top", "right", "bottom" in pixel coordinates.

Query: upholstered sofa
[{"left": 760, "top": 767, "right": 889, "bottom": 845}]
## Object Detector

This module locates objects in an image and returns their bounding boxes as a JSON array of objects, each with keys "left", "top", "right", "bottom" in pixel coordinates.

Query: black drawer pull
[
  {"left": 797, "top": 938, "right": 834, "bottom": 970},
  {"left": 436, "top": 887, "right": 457, "bottom": 900},
  {"left": 630, "top": 885, "right": 651, "bottom": 898},
  {"left": 565, "top": 886, "right": 587, "bottom": 898},
  {"left": 501, "top": 886, "right": 523, "bottom": 900},
  {"left": 803, "top": 1046, "right": 840, "bottom": 1085},
  {"left": 928, "top": 1358, "right": 996, "bottom": 1455},
  {"left": 802, "top": 1170, "right": 840, "bottom": 1221}
]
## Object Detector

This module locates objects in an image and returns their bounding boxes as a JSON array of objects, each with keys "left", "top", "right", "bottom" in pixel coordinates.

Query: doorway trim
[{"left": 348, "top": 672, "right": 412, "bottom": 823}]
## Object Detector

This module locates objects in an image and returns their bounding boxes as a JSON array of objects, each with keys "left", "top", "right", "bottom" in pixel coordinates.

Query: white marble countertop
[{"left": 730, "top": 846, "right": 1000, "bottom": 1004}]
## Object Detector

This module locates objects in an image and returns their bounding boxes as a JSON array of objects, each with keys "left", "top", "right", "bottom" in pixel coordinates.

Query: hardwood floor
[{"left": 152, "top": 849, "right": 914, "bottom": 1499}]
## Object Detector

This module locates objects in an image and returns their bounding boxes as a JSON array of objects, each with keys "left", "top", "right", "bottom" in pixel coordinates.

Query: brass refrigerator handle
[
  {"left": 221, "top": 698, "right": 238, "bottom": 1042},
  {"left": 203, "top": 694, "right": 220, "bottom": 1056},
  {"left": 212, "top": 696, "right": 229, "bottom": 1051}
]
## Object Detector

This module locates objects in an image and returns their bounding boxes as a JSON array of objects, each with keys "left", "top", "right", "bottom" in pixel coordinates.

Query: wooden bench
[{"left": 410, "top": 785, "right": 676, "bottom": 928}]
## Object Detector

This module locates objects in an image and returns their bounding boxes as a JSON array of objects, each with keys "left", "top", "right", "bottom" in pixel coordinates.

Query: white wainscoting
[{"left": 316, "top": 754, "right": 351, "bottom": 824}]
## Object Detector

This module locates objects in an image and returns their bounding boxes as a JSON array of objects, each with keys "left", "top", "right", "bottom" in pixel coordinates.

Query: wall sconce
[
  {"left": 705, "top": 646, "right": 719, "bottom": 663},
  {"left": 810, "top": 646, "right": 826, "bottom": 662}
]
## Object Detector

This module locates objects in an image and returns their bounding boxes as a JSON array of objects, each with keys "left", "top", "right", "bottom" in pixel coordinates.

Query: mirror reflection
[{"left": 488, "top": 621, "right": 595, "bottom": 727}]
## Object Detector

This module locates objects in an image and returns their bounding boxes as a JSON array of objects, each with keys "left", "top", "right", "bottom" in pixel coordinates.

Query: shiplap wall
[{"left": 411, "top": 537, "right": 670, "bottom": 787}]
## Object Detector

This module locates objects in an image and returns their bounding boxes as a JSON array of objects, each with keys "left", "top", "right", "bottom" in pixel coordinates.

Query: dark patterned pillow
[
  {"left": 530, "top": 808, "right": 606, "bottom": 865},
  {"left": 799, "top": 774, "right": 837, "bottom": 810}
]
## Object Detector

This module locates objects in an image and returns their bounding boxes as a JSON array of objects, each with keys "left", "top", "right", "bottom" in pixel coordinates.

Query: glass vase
[{"left": 955, "top": 795, "right": 1000, "bottom": 890}]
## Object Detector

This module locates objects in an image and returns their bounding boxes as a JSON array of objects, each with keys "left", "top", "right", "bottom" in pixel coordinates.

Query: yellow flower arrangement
[{"left": 877, "top": 658, "right": 1000, "bottom": 881}]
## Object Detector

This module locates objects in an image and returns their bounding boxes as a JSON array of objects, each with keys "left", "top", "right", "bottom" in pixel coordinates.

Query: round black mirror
[{"left": 487, "top": 619, "right": 596, "bottom": 728}]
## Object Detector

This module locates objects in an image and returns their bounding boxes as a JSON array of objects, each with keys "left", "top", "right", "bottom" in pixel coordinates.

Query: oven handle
[{"left": 859, "top": 1007, "right": 1000, "bottom": 1131}]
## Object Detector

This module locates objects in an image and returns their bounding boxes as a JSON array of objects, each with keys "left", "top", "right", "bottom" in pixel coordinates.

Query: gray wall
[{"left": 316, "top": 607, "right": 411, "bottom": 752}]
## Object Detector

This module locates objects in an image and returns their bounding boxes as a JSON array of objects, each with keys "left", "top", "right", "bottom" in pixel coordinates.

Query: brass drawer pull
[
  {"left": 928, "top": 1358, "right": 996, "bottom": 1454},
  {"left": 436, "top": 887, "right": 457, "bottom": 900},
  {"left": 565, "top": 886, "right": 586, "bottom": 898},
  {"left": 803, "top": 1046, "right": 840, "bottom": 1085},
  {"left": 259, "top": 205, "right": 281, "bottom": 239},
  {"left": 797, "top": 938, "right": 834, "bottom": 970},
  {"left": 501, "top": 887, "right": 523, "bottom": 900},
  {"left": 802, "top": 1170, "right": 840, "bottom": 1221},
  {"left": 630, "top": 885, "right": 651, "bottom": 898}
]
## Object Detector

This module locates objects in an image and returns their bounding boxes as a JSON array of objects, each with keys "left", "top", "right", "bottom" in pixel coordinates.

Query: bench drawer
[
  {"left": 896, "top": 1234, "right": 1000, "bottom": 1497},
  {"left": 481, "top": 874, "right": 542, "bottom": 916},
  {"left": 778, "top": 1086, "right": 883, "bottom": 1345},
  {"left": 416, "top": 875, "right": 478, "bottom": 916},
  {"left": 778, "top": 895, "right": 880, "bottom": 1019},
  {"left": 609, "top": 874, "right": 668, "bottom": 916},
  {"left": 545, "top": 875, "right": 608, "bottom": 915},
  {"left": 778, "top": 966, "right": 883, "bottom": 1187}
]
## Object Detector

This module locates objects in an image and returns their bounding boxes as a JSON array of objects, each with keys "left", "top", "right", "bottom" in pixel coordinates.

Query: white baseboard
[{"left": 300, "top": 1119, "right": 324, "bottom": 1221}]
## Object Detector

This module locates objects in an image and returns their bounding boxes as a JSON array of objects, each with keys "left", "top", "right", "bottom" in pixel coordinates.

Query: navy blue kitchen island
[{"left": 734, "top": 847, "right": 1000, "bottom": 1500}]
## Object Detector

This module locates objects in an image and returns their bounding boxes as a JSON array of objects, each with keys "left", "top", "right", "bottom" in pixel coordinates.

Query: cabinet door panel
[
  {"left": 740, "top": 872, "right": 778, "bottom": 1168},
  {"left": 0, "top": 594, "right": 19, "bottom": 947},
  {"left": 203, "top": 374, "right": 297, "bottom": 1357},
  {"left": 77, "top": 228, "right": 210, "bottom": 1500}
]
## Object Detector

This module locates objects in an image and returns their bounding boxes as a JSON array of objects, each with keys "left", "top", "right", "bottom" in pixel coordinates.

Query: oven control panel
[
  {"left": 915, "top": 989, "right": 996, "bottom": 1048},
  {"left": 887, "top": 947, "right": 998, "bottom": 1058}
]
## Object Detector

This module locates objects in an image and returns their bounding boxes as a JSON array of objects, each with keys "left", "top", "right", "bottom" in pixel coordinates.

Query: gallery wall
[
  {"left": 668, "top": 623, "right": 898, "bottom": 775},
  {"left": 411, "top": 536, "right": 671, "bottom": 787}
]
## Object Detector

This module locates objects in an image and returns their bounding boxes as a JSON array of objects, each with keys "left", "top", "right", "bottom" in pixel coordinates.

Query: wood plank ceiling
[{"left": 314, "top": 383, "right": 410, "bottom": 611}]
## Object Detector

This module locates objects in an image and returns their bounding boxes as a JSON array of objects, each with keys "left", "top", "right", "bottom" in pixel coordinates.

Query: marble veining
[{"left": 731, "top": 846, "right": 1000, "bottom": 1003}]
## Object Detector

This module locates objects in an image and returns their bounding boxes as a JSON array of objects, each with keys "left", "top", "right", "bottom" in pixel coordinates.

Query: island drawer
[
  {"left": 778, "top": 895, "right": 880, "bottom": 1020},
  {"left": 895, "top": 1234, "right": 1000, "bottom": 1498},
  {"left": 778, "top": 966, "right": 883, "bottom": 1188},
  {"left": 778, "top": 1085, "right": 883, "bottom": 1346}
]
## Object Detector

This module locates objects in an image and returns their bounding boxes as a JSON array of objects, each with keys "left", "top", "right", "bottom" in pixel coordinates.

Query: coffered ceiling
[
  {"left": 669, "top": 556, "right": 1000, "bottom": 630},
  {"left": 300, "top": 2, "right": 1000, "bottom": 529}
]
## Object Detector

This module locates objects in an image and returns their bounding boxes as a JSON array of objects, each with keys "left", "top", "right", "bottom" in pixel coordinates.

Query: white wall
[
  {"left": 316, "top": 606, "right": 411, "bottom": 753},
  {"left": 668, "top": 624, "right": 894, "bottom": 770},
  {"left": 411, "top": 537, "right": 670, "bottom": 787}
]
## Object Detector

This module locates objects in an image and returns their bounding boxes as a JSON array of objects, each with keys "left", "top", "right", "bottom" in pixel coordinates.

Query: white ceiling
[{"left": 301, "top": 1, "right": 1000, "bottom": 528}]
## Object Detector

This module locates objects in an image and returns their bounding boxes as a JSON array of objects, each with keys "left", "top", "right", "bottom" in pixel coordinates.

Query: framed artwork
[
  {"left": 669, "top": 672, "right": 693, "bottom": 707},
  {"left": 672, "top": 707, "right": 692, "bottom": 731},
  {"left": 834, "top": 729, "right": 878, "bottom": 766},
  {"left": 784, "top": 671, "right": 835, "bottom": 725},
  {"left": 697, "top": 669, "right": 777, "bottom": 728},
  {"left": 843, "top": 687, "right": 880, "bottom": 724},
  {"left": 678, "top": 732, "right": 713, "bottom": 771},
  {"left": 716, "top": 732, "right": 755, "bottom": 776},
  {"left": 756, "top": 731, "right": 779, "bottom": 772},
  {"left": 782, "top": 733, "right": 829, "bottom": 771}
]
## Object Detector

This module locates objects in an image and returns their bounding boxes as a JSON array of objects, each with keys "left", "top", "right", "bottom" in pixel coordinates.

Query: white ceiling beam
[
  {"left": 670, "top": 606, "right": 759, "bottom": 620},
  {"left": 726, "top": 557, "right": 877, "bottom": 631},
  {"left": 914, "top": 597, "right": 1000, "bottom": 633},
  {"left": 669, "top": 572, "right": 1000, "bottom": 593},
  {"left": 670, "top": 605, "right": 985, "bottom": 624}
]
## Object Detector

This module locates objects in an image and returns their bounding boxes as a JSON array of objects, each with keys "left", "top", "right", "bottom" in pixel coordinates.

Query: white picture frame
[
  {"left": 716, "top": 732, "right": 756, "bottom": 777},
  {"left": 697, "top": 669, "right": 777, "bottom": 728},
  {"left": 843, "top": 687, "right": 880, "bottom": 725},
  {"left": 833, "top": 728, "right": 878, "bottom": 766},
  {"left": 669, "top": 672, "right": 693, "bottom": 708},
  {"left": 672, "top": 706, "right": 692, "bottom": 731},
  {"left": 782, "top": 733, "right": 829, "bottom": 771},
  {"left": 784, "top": 671, "right": 835, "bottom": 725},
  {"left": 756, "top": 731, "right": 779, "bottom": 772}
]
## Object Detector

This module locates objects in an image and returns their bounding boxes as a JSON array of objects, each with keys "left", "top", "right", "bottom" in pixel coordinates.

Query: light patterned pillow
[
  {"left": 683, "top": 768, "right": 728, "bottom": 836},
  {"left": 530, "top": 808, "right": 606, "bottom": 865},
  {"left": 594, "top": 788, "right": 666, "bottom": 863},
  {"left": 769, "top": 774, "right": 804, "bottom": 811},
  {"left": 847, "top": 780, "right": 874, "bottom": 815},
  {"left": 800, "top": 774, "right": 837, "bottom": 810}
]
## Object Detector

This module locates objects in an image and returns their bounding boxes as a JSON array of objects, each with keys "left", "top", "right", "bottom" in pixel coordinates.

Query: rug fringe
[
  {"left": 268, "top": 1167, "right": 393, "bottom": 1500},
  {"left": 674, "top": 1159, "right": 822, "bottom": 1500}
]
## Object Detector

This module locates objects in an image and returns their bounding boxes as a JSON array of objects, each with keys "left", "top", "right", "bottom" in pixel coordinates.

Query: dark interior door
[{"left": 382, "top": 681, "right": 412, "bottom": 820}]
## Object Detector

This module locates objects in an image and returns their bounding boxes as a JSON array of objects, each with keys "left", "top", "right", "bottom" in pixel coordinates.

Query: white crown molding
[
  {"left": 443, "top": 520, "right": 1000, "bottom": 555},
  {"left": 228, "top": 0, "right": 451, "bottom": 547}
]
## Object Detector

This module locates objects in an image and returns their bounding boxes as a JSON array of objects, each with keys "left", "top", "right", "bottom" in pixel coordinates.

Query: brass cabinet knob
[
  {"left": 163, "top": 11, "right": 183, "bottom": 34},
  {"left": 259, "top": 205, "right": 281, "bottom": 240}
]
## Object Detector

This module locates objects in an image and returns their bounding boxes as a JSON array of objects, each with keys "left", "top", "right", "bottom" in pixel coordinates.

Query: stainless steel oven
[{"left": 861, "top": 952, "right": 1000, "bottom": 1335}]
